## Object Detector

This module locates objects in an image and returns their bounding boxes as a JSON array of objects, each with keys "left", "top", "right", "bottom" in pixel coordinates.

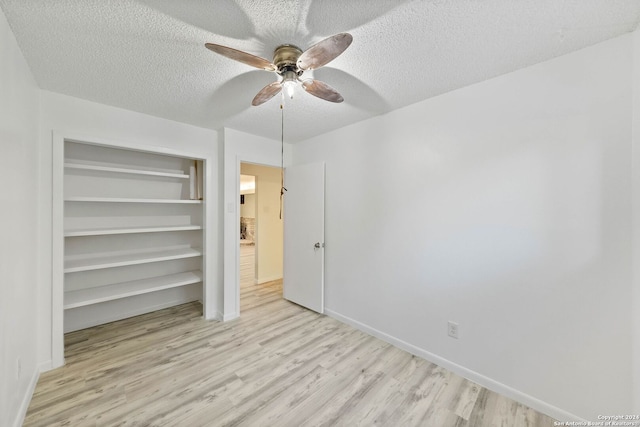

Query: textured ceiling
[{"left": 1, "top": 0, "right": 640, "bottom": 142}]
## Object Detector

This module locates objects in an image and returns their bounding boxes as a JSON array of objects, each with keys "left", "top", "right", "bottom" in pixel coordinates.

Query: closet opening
[{"left": 51, "top": 134, "right": 213, "bottom": 367}]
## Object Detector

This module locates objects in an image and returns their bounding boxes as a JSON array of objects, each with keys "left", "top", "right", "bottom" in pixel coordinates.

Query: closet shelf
[
  {"left": 65, "top": 161, "right": 190, "bottom": 179},
  {"left": 65, "top": 247, "right": 203, "bottom": 273},
  {"left": 64, "top": 270, "right": 203, "bottom": 309},
  {"left": 61, "top": 141, "right": 205, "bottom": 333},
  {"left": 65, "top": 225, "right": 202, "bottom": 237},
  {"left": 65, "top": 197, "right": 202, "bottom": 204}
]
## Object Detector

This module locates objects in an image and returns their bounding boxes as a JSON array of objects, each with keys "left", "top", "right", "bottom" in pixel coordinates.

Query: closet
[{"left": 60, "top": 139, "right": 206, "bottom": 333}]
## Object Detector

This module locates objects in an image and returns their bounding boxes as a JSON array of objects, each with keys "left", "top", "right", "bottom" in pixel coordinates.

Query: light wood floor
[{"left": 25, "top": 246, "right": 556, "bottom": 426}]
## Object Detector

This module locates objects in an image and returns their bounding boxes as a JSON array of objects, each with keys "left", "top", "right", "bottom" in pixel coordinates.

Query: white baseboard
[
  {"left": 256, "top": 275, "right": 282, "bottom": 285},
  {"left": 222, "top": 312, "right": 239, "bottom": 321},
  {"left": 37, "top": 360, "right": 53, "bottom": 373},
  {"left": 205, "top": 310, "right": 223, "bottom": 321},
  {"left": 13, "top": 366, "right": 40, "bottom": 427},
  {"left": 324, "top": 307, "right": 584, "bottom": 423}
]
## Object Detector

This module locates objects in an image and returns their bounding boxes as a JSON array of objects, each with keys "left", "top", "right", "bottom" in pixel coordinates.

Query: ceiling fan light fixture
[{"left": 281, "top": 70, "right": 298, "bottom": 99}]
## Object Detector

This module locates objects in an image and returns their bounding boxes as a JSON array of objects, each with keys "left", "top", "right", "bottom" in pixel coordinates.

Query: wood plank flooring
[{"left": 25, "top": 246, "right": 557, "bottom": 426}]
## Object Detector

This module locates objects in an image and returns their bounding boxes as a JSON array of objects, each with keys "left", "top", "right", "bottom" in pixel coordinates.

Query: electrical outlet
[
  {"left": 448, "top": 321, "right": 459, "bottom": 339},
  {"left": 16, "top": 357, "right": 21, "bottom": 380}
]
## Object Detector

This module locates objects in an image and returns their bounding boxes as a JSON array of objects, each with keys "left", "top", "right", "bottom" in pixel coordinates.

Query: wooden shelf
[
  {"left": 64, "top": 271, "right": 203, "bottom": 309},
  {"left": 65, "top": 161, "right": 189, "bottom": 179},
  {"left": 65, "top": 247, "right": 203, "bottom": 273},
  {"left": 65, "top": 197, "right": 202, "bottom": 204},
  {"left": 65, "top": 225, "right": 202, "bottom": 237}
]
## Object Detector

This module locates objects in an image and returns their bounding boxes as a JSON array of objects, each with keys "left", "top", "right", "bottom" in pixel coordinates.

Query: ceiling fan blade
[
  {"left": 297, "top": 33, "right": 353, "bottom": 71},
  {"left": 252, "top": 81, "right": 283, "bottom": 106},
  {"left": 301, "top": 79, "right": 344, "bottom": 103},
  {"left": 205, "top": 43, "right": 276, "bottom": 71}
]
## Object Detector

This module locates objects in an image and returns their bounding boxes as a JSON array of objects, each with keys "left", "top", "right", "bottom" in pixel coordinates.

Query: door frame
[
  {"left": 51, "top": 131, "right": 216, "bottom": 368},
  {"left": 222, "top": 129, "right": 285, "bottom": 320}
]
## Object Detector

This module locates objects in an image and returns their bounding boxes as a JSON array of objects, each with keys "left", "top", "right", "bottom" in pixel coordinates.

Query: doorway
[
  {"left": 239, "top": 174, "right": 256, "bottom": 291},
  {"left": 239, "top": 163, "right": 284, "bottom": 312}
]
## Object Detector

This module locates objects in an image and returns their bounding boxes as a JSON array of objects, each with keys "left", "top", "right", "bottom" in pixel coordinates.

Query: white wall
[
  {"left": 0, "top": 7, "right": 41, "bottom": 427},
  {"left": 38, "top": 91, "right": 222, "bottom": 368},
  {"left": 294, "top": 34, "right": 634, "bottom": 420},
  {"left": 241, "top": 163, "right": 284, "bottom": 283}
]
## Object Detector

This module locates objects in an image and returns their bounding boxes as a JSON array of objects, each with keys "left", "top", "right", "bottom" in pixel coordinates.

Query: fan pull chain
[{"left": 279, "top": 103, "right": 287, "bottom": 220}]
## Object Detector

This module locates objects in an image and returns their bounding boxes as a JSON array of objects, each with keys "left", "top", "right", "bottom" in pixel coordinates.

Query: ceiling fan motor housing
[{"left": 273, "top": 44, "right": 303, "bottom": 76}]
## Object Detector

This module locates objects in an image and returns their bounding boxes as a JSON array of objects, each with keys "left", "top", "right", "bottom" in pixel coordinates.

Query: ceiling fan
[{"left": 205, "top": 33, "right": 353, "bottom": 106}]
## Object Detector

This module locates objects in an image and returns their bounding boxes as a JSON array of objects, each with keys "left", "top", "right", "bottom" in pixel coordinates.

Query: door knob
[{"left": 314, "top": 242, "right": 321, "bottom": 249}]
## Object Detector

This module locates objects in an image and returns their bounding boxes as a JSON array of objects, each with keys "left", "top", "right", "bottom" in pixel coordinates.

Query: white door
[{"left": 283, "top": 162, "right": 325, "bottom": 313}]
